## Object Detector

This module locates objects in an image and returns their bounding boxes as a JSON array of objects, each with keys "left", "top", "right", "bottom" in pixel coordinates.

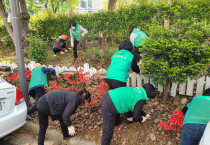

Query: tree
[
  {"left": 28, "top": 0, "right": 79, "bottom": 14},
  {"left": 0, "top": 0, "right": 30, "bottom": 49},
  {"left": 141, "top": 21, "right": 210, "bottom": 101},
  {"left": 108, "top": 0, "right": 117, "bottom": 11}
]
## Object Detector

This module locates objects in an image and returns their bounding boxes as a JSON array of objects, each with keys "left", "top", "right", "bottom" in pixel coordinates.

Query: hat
[{"left": 60, "top": 35, "right": 67, "bottom": 40}]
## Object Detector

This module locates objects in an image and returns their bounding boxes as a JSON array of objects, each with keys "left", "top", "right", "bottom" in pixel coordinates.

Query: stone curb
[{"left": 22, "top": 121, "right": 95, "bottom": 145}]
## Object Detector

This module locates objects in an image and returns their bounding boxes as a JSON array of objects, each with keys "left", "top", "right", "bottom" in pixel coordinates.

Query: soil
[{"left": 29, "top": 94, "right": 184, "bottom": 145}]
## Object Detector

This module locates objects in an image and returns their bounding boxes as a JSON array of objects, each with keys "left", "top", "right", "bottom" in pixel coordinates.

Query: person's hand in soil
[
  {"left": 68, "top": 125, "right": 76, "bottom": 136},
  {"left": 65, "top": 49, "right": 68, "bottom": 52},
  {"left": 141, "top": 116, "right": 147, "bottom": 123},
  {"left": 146, "top": 114, "right": 152, "bottom": 120}
]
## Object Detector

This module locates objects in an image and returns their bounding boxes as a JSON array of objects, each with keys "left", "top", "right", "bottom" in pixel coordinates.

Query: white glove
[
  {"left": 81, "top": 33, "right": 85, "bottom": 37},
  {"left": 65, "top": 49, "right": 68, "bottom": 52},
  {"left": 127, "top": 117, "right": 133, "bottom": 122},
  {"left": 141, "top": 116, "right": 147, "bottom": 122},
  {"left": 146, "top": 114, "right": 152, "bottom": 120},
  {"left": 68, "top": 125, "right": 76, "bottom": 136},
  {"left": 68, "top": 48, "right": 71, "bottom": 50}
]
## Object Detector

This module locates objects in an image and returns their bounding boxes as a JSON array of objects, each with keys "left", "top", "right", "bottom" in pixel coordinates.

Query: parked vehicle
[{"left": 0, "top": 77, "right": 27, "bottom": 138}]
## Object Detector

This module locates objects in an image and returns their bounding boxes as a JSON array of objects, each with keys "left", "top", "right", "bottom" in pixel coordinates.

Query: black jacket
[{"left": 45, "top": 90, "right": 82, "bottom": 126}]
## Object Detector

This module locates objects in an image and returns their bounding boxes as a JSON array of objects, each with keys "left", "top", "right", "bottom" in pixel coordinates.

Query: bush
[
  {"left": 141, "top": 21, "right": 210, "bottom": 99},
  {"left": 28, "top": 0, "right": 209, "bottom": 42},
  {"left": 27, "top": 35, "right": 48, "bottom": 63}
]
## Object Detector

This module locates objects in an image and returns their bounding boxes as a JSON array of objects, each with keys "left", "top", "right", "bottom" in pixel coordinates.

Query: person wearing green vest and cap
[
  {"left": 52, "top": 35, "right": 70, "bottom": 57},
  {"left": 101, "top": 83, "right": 156, "bottom": 145},
  {"left": 69, "top": 20, "right": 88, "bottom": 61},
  {"left": 27, "top": 63, "right": 57, "bottom": 119},
  {"left": 180, "top": 88, "right": 210, "bottom": 145},
  {"left": 129, "top": 26, "right": 149, "bottom": 62},
  {"left": 106, "top": 40, "right": 140, "bottom": 90}
]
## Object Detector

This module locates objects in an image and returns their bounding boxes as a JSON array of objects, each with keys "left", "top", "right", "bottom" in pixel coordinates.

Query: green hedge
[{"left": 0, "top": 0, "right": 209, "bottom": 45}]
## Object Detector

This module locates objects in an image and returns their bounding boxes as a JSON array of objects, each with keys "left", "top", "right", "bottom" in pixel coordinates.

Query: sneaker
[
  {"left": 63, "top": 136, "right": 72, "bottom": 140},
  {"left": 27, "top": 113, "right": 35, "bottom": 120},
  {"left": 54, "top": 54, "right": 56, "bottom": 57},
  {"left": 60, "top": 51, "right": 65, "bottom": 54},
  {"left": 126, "top": 120, "right": 134, "bottom": 124}
]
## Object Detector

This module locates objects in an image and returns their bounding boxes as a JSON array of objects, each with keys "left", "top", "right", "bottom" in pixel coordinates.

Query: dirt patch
[{"left": 30, "top": 95, "right": 184, "bottom": 145}]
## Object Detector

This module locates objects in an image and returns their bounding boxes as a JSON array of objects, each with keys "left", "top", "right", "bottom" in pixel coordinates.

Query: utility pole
[{"left": 10, "top": 0, "right": 29, "bottom": 106}]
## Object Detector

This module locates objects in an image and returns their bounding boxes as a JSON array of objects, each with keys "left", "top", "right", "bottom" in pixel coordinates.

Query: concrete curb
[{"left": 22, "top": 121, "right": 95, "bottom": 145}]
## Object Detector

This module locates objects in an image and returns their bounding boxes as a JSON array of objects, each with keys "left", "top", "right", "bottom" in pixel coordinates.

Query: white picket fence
[{"left": 0, "top": 61, "right": 209, "bottom": 97}]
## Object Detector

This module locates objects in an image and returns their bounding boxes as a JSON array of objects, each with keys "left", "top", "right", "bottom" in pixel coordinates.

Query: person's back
[
  {"left": 106, "top": 49, "right": 134, "bottom": 83},
  {"left": 46, "top": 90, "right": 80, "bottom": 115}
]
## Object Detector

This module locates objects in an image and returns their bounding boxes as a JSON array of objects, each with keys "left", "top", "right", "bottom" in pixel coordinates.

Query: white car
[{"left": 0, "top": 77, "right": 27, "bottom": 138}]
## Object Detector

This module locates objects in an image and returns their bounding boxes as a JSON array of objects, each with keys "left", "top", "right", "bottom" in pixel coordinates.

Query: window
[
  {"left": 88, "top": 0, "right": 92, "bottom": 8},
  {"left": 81, "top": 0, "right": 87, "bottom": 8}
]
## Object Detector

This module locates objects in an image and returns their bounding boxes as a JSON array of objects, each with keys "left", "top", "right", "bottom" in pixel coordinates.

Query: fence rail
[{"left": 0, "top": 61, "right": 209, "bottom": 97}]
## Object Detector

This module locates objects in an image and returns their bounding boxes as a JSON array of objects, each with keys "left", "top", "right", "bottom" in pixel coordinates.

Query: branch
[{"left": 0, "top": 0, "right": 15, "bottom": 43}]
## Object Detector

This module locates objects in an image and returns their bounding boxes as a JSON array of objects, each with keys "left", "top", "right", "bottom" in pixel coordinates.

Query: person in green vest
[
  {"left": 106, "top": 40, "right": 140, "bottom": 90},
  {"left": 27, "top": 63, "right": 57, "bottom": 119},
  {"left": 180, "top": 88, "right": 210, "bottom": 145},
  {"left": 101, "top": 83, "right": 156, "bottom": 145},
  {"left": 69, "top": 20, "right": 88, "bottom": 61},
  {"left": 129, "top": 26, "right": 149, "bottom": 62},
  {"left": 52, "top": 35, "right": 70, "bottom": 57}
]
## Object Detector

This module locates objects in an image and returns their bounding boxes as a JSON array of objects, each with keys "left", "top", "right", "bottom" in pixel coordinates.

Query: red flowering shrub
[
  {"left": 7, "top": 69, "right": 32, "bottom": 81},
  {"left": 158, "top": 110, "right": 185, "bottom": 132},
  {"left": 45, "top": 69, "right": 109, "bottom": 108}
]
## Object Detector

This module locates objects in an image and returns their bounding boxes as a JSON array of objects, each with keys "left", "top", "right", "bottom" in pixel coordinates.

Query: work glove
[
  {"left": 146, "top": 114, "right": 152, "bottom": 120},
  {"left": 71, "top": 45, "right": 74, "bottom": 48},
  {"left": 81, "top": 33, "right": 85, "bottom": 37},
  {"left": 65, "top": 49, "right": 68, "bottom": 52},
  {"left": 68, "top": 125, "right": 76, "bottom": 136},
  {"left": 68, "top": 48, "right": 71, "bottom": 50},
  {"left": 141, "top": 116, "right": 147, "bottom": 123}
]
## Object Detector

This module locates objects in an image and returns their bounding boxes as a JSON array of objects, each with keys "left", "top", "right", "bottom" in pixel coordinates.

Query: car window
[{"left": 0, "top": 77, "right": 5, "bottom": 83}]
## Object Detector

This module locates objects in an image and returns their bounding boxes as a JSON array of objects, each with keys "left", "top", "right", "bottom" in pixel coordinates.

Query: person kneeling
[
  {"left": 37, "top": 89, "right": 91, "bottom": 145},
  {"left": 101, "top": 83, "right": 156, "bottom": 145}
]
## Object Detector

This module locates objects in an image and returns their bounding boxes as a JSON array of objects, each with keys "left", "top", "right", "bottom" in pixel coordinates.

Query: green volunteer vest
[
  {"left": 53, "top": 38, "right": 63, "bottom": 49},
  {"left": 183, "top": 96, "right": 210, "bottom": 125},
  {"left": 106, "top": 49, "right": 134, "bottom": 82},
  {"left": 70, "top": 24, "right": 82, "bottom": 41},
  {"left": 109, "top": 87, "right": 148, "bottom": 114},
  {"left": 29, "top": 67, "right": 48, "bottom": 90},
  {"left": 132, "top": 29, "right": 149, "bottom": 47}
]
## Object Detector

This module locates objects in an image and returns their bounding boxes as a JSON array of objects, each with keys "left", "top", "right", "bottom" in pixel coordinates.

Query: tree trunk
[
  {"left": 164, "top": 0, "right": 171, "bottom": 28},
  {"left": 0, "top": 0, "right": 30, "bottom": 49},
  {"left": 19, "top": 0, "right": 30, "bottom": 49},
  {"left": 0, "top": 0, "right": 15, "bottom": 43},
  {"left": 163, "top": 79, "right": 171, "bottom": 101},
  {"left": 108, "top": 0, "right": 117, "bottom": 11}
]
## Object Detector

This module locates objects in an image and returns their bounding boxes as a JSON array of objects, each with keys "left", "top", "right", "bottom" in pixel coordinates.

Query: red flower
[{"left": 94, "top": 98, "right": 100, "bottom": 102}]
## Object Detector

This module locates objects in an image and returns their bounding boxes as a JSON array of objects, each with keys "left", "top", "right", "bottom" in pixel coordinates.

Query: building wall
[{"left": 76, "top": 0, "right": 104, "bottom": 13}]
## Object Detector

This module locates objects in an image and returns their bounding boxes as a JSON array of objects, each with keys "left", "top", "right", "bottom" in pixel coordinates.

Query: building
[{"left": 76, "top": 0, "right": 104, "bottom": 13}]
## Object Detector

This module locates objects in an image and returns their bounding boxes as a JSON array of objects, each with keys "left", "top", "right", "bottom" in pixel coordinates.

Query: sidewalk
[{"left": 22, "top": 121, "right": 95, "bottom": 145}]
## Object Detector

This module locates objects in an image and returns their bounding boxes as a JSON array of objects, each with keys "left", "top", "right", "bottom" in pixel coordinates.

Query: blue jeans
[{"left": 180, "top": 123, "right": 206, "bottom": 145}]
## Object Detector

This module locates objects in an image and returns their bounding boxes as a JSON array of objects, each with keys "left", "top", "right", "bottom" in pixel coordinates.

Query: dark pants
[
  {"left": 105, "top": 78, "right": 126, "bottom": 90},
  {"left": 53, "top": 44, "right": 66, "bottom": 54},
  {"left": 105, "top": 79, "right": 131, "bottom": 119},
  {"left": 37, "top": 95, "right": 69, "bottom": 145},
  {"left": 28, "top": 87, "right": 45, "bottom": 114},
  {"left": 180, "top": 123, "right": 206, "bottom": 145},
  {"left": 132, "top": 46, "right": 142, "bottom": 62},
  {"left": 101, "top": 93, "right": 118, "bottom": 145},
  {"left": 73, "top": 39, "right": 79, "bottom": 59}
]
